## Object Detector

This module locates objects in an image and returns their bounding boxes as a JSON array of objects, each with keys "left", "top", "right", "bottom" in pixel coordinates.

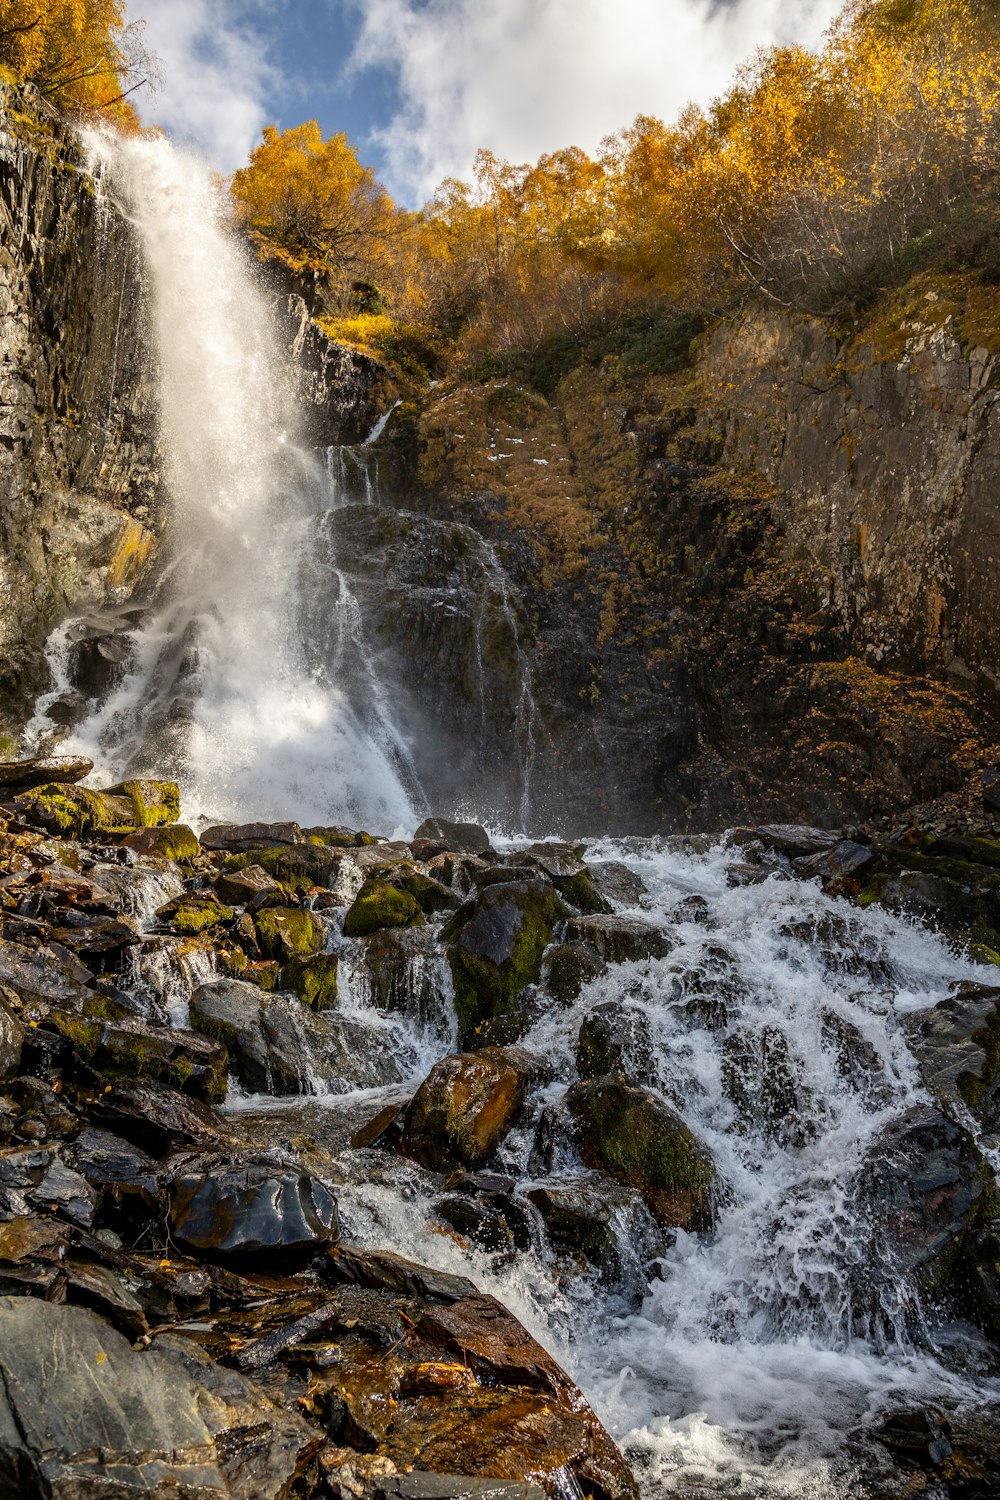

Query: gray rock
[
  {"left": 733, "top": 824, "right": 839, "bottom": 858},
  {"left": 0, "top": 1146, "right": 96, "bottom": 1227},
  {"left": 167, "top": 1150, "right": 340, "bottom": 1257},
  {"left": 587, "top": 861, "right": 649, "bottom": 908},
  {"left": 565, "top": 914, "right": 671, "bottom": 964},
  {"left": 0, "top": 1297, "right": 317, "bottom": 1496},
  {"left": 793, "top": 839, "right": 876, "bottom": 881},
  {"left": 200, "top": 821, "right": 302, "bottom": 851},
  {"left": 0, "top": 994, "right": 22, "bottom": 1077},
  {"left": 903, "top": 984, "right": 1000, "bottom": 1146},
  {"left": 0, "top": 754, "right": 93, "bottom": 788},
  {"left": 576, "top": 1002, "right": 653, "bottom": 1083},
  {"left": 414, "top": 817, "right": 492, "bottom": 854}
]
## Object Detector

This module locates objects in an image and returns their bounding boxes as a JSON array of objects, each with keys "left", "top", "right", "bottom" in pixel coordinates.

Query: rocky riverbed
[{"left": 0, "top": 754, "right": 999, "bottom": 1497}]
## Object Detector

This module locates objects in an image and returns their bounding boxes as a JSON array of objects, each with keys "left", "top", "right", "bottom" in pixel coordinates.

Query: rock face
[
  {"left": 0, "top": 87, "right": 159, "bottom": 725},
  {"left": 695, "top": 296, "right": 1000, "bottom": 697}
]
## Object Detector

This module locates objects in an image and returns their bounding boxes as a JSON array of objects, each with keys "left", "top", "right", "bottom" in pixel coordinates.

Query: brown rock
[{"left": 400, "top": 1047, "right": 550, "bottom": 1172}]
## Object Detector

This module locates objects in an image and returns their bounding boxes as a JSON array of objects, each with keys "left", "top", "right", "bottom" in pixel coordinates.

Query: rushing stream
[{"left": 24, "top": 131, "right": 1000, "bottom": 1496}]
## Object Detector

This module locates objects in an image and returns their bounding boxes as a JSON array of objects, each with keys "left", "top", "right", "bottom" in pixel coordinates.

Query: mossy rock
[
  {"left": 447, "top": 881, "right": 567, "bottom": 1043},
  {"left": 15, "top": 784, "right": 137, "bottom": 839},
  {"left": 108, "top": 779, "right": 181, "bottom": 828},
  {"left": 254, "top": 906, "right": 324, "bottom": 960},
  {"left": 166, "top": 898, "right": 234, "bottom": 936},
  {"left": 565, "top": 1075, "right": 717, "bottom": 1230},
  {"left": 216, "top": 946, "right": 249, "bottom": 979},
  {"left": 391, "top": 868, "right": 460, "bottom": 915},
  {"left": 282, "top": 953, "right": 339, "bottom": 1010},
  {"left": 226, "top": 844, "right": 339, "bottom": 891},
  {"left": 47, "top": 1009, "right": 227, "bottom": 1102},
  {"left": 124, "top": 824, "right": 200, "bottom": 862},
  {"left": 304, "top": 826, "right": 378, "bottom": 848},
  {"left": 344, "top": 879, "right": 424, "bottom": 937},
  {"left": 545, "top": 942, "right": 606, "bottom": 1004},
  {"left": 558, "top": 869, "right": 612, "bottom": 915}
]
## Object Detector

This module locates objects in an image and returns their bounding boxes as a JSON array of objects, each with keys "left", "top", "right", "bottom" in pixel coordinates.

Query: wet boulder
[
  {"left": 526, "top": 1173, "right": 661, "bottom": 1285},
  {"left": 254, "top": 905, "right": 324, "bottom": 959},
  {"left": 104, "top": 778, "right": 181, "bottom": 827},
  {"left": 47, "top": 1010, "right": 228, "bottom": 1102},
  {"left": 856, "top": 1104, "right": 998, "bottom": 1308},
  {"left": 543, "top": 942, "right": 606, "bottom": 1004},
  {"left": 520, "top": 844, "right": 610, "bottom": 913},
  {"left": 588, "top": 861, "right": 648, "bottom": 908},
  {"left": 575, "top": 1002, "right": 653, "bottom": 1083},
  {"left": 71, "top": 1125, "right": 160, "bottom": 1221},
  {"left": 228, "top": 842, "right": 342, "bottom": 892},
  {"left": 200, "top": 820, "right": 303, "bottom": 851},
  {"left": 0, "top": 1298, "right": 319, "bottom": 1496},
  {"left": 123, "top": 823, "right": 201, "bottom": 861},
  {"left": 215, "top": 861, "right": 282, "bottom": 907},
  {"left": 732, "top": 824, "right": 839, "bottom": 859},
  {"left": 564, "top": 1075, "right": 717, "bottom": 1230},
  {"left": 447, "top": 880, "right": 567, "bottom": 1042},
  {"left": 414, "top": 817, "right": 492, "bottom": 854},
  {"left": 903, "top": 984, "right": 1000, "bottom": 1144},
  {"left": 0, "top": 993, "right": 22, "bottom": 1077},
  {"left": 87, "top": 1078, "right": 233, "bottom": 1155},
  {"left": 565, "top": 914, "right": 670, "bottom": 965},
  {"left": 345, "top": 878, "right": 425, "bottom": 936},
  {"left": 15, "top": 782, "right": 140, "bottom": 838},
  {"left": 720, "top": 1026, "right": 806, "bottom": 1140},
  {"left": 0, "top": 754, "right": 93, "bottom": 789},
  {"left": 362, "top": 925, "right": 450, "bottom": 1020},
  {"left": 401, "top": 1047, "right": 551, "bottom": 1172},
  {"left": 436, "top": 1172, "right": 533, "bottom": 1254},
  {"left": 167, "top": 1149, "right": 340, "bottom": 1257},
  {"left": 282, "top": 952, "right": 340, "bottom": 1010},
  {"left": 793, "top": 839, "right": 875, "bottom": 883}
]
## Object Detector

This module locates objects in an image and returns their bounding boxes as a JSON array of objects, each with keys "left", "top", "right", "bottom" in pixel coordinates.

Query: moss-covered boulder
[
  {"left": 107, "top": 780, "right": 181, "bottom": 828},
  {"left": 565, "top": 1075, "right": 717, "bottom": 1230},
  {"left": 282, "top": 953, "right": 339, "bottom": 1010},
  {"left": 400, "top": 1046, "right": 550, "bottom": 1171},
  {"left": 545, "top": 942, "right": 606, "bottom": 1004},
  {"left": 15, "top": 784, "right": 137, "bottom": 839},
  {"left": 254, "top": 906, "right": 324, "bottom": 961},
  {"left": 123, "top": 824, "right": 200, "bottom": 862},
  {"left": 225, "top": 843, "right": 339, "bottom": 892},
  {"left": 446, "top": 880, "right": 567, "bottom": 1043},
  {"left": 576, "top": 1002, "right": 653, "bottom": 1083},
  {"left": 47, "top": 1010, "right": 227, "bottom": 1102},
  {"left": 390, "top": 867, "right": 461, "bottom": 915},
  {"left": 344, "top": 879, "right": 424, "bottom": 937},
  {"left": 158, "top": 894, "right": 234, "bottom": 936}
]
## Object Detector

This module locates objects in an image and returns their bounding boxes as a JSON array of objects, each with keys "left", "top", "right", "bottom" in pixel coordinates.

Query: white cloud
[
  {"left": 124, "top": 0, "right": 278, "bottom": 171},
  {"left": 347, "top": 0, "right": 846, "bottom": 205}
]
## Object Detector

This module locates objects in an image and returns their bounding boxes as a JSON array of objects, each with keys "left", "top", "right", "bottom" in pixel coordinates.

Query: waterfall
[{"left": 34, "top": 132, "right": 421, "bottom": 833}]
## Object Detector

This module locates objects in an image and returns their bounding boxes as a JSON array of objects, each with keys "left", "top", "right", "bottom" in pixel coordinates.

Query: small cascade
[
  {"left": 129, "top": 941, "right": 217, "bottom": 1031},
  {"left": 470, "top": 535, "right": 538, "bottom": 829}
]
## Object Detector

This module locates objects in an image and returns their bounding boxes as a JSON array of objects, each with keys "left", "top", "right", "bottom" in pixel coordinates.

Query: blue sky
[{"left": 126, "top": 0, "right": 845, "bottom": 207}]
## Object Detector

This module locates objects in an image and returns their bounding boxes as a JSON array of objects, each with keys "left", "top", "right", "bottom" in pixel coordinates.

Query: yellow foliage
[{"left": 0, "top": 0, "right": 147, "bottom": 120}]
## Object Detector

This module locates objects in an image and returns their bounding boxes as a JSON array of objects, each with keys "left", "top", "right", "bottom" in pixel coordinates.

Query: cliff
[{"left": 0, "top": 87, "right": 158, "bottom": 726}]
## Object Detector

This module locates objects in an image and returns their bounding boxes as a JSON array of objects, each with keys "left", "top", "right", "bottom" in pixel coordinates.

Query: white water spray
[{"left": 35, "top": 132, "right": 420, "bottom": 832}]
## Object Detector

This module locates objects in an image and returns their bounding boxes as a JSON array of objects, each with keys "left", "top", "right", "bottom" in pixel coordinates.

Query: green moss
[
  {"left": 449, "top": 885, "right": 566, "bottom": 1042},
  {"left": 570, "top": 1077, "right": 715, "bottom": 1205},
  {"left": 282, "top": 953, "right": 339, "bottom": 1010},
  {"left": 344, "top": 879, "right": 424, "bottom": 937},
  {"left": 857, "top": 874, "right": 889, "bottom": 908},
  {"left": 16, "top": 784, "right": 136, "bottom": 838},
  {"left": 254, "top": 906, "right": 323, "bottom": 959},
  {"left": 135, "top": 825, "right": 200, "bottom": 862},
  {"left": 172, "top": 902, "right": 234, "bottom": 935},
  {"left": 224, "top": 844, "right": 338, "bottom": 891},
  {"left": 558, "top": 870, "right": 608, "bottom": 914},
  {"left": 392, "top": 869, "right": 456, "bottom": 915},
  {"left": 303, "top": 826, "right": 377, "bottom": 848},
  {"left": 114, "top": 780, "right": 181, "bottom": 828},
  {"left": 217, "top": 946, "right": 249, "bottom": 979}
]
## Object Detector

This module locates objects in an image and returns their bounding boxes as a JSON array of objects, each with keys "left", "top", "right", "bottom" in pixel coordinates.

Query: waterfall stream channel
[{"left": 17, "top": 131, "right": 1000, "bottom": 1500}]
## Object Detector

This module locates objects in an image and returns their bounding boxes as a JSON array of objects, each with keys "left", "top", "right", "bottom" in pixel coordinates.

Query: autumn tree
[
  {"left": 231, "top": 122, "right": 399, "bottom": 305},
  {"left": 0, "top": 0, "right": 150, "bottom": 119}
]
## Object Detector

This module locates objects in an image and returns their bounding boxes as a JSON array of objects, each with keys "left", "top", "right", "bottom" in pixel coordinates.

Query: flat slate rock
[
  {"left": 0, "top": 1297, "right": 317, "bottom": 1497},
  {"left": 0, "top": 754, "right": 93, "bottom": 788},
  {"left": 200, "top": 820, "right": 302, "bottom": 850}
]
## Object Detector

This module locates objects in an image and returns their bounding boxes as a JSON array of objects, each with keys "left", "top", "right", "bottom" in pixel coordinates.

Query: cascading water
[{"left": 30, "top": 131, "right": 422, "bottom": 832}]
